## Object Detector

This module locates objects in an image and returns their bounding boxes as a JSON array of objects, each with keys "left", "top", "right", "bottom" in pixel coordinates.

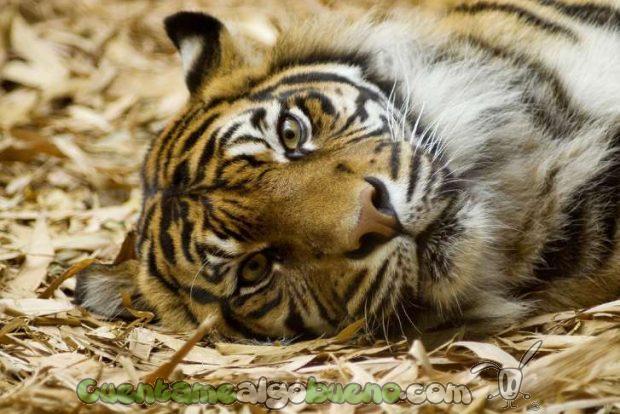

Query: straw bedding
[{"left": 0, "top": 1, "right": 618, "bottom": 412}]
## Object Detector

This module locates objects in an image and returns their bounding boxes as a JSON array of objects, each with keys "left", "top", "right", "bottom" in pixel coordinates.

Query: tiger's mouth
[{"left": 347, "top": 155, "right": 468, "bottom": 335}]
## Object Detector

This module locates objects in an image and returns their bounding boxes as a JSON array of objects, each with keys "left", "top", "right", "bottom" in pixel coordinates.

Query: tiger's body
[{"left": 76, "top": 0, "right": 620, "bottom": 340}]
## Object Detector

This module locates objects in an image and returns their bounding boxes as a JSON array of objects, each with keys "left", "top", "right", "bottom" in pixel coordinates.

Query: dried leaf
[
  {"left": 3, "top": 16, "right": 69, "bottom": 97},
  {"left": 143, "top": 316, "right": 216, "bottom": 384},
  {"left": 0, "top": 298, "right": 74, "bottom": 317},
  {"left": 4, "top": 216, "right": 54, "bottom": 298}
]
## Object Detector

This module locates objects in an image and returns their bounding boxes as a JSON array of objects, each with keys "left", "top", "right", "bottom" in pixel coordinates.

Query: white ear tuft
[{"left": 178, "top": 36, "right": 204, "bottom": 75}]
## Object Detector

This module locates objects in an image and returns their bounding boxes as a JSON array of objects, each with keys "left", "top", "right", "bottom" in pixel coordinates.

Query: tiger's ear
[
  {"left": 74, "top": 260, "right": 144, "bottom": 319},
  {"left": 164, "top": 11, "right": 243, "bottom": 94},
  {"left": 74, "top": 231, "right": 153, "bottom": 320}
]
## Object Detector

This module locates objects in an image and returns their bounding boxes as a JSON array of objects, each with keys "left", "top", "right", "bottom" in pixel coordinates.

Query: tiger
[{"left": 75, "top": 0, "right": 620, "bottom": 341}]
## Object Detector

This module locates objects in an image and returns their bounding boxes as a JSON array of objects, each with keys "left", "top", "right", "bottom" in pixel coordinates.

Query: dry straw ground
[{"left": 0, "top": 1, "right": 619, "bottom": 413}]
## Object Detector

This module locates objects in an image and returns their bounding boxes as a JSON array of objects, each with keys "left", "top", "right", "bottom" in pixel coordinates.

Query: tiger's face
[{"left": 77, "top": 12, "right": 483, "bottom": 340}]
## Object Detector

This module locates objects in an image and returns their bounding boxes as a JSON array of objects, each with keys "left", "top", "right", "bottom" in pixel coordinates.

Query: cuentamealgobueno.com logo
[{"left": 76, "top": 377, "right": 473, "bottom": 409}]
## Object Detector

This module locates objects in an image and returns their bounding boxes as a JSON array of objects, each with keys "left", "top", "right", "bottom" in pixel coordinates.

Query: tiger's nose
[{"left": 347, "top": 178, "right": 401, "bottom": 258}]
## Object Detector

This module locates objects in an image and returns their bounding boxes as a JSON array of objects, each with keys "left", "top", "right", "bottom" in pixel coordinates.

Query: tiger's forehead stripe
[
  {"left": 247, "top": 63, "right": 364, "bottom": 94},
  {"left": 153, "top": 105, "right": 205, "bottom": 188},
  {"left": 179, "top": 112, "right": 221, "bottom": 154},
  {"left": 164, "top": 111, "right": 222, "bottom": 188},
  {"left": 249, "top": 70, "right": 386, "bottom": 103}
]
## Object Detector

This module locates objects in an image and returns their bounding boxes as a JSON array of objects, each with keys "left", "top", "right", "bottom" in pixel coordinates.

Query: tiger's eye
[
  {"left": 241, "top": 253, "right": 270, "bottom": 283},
  {"left": 278, "top": 114, "right": 304, "bottom": 151}
]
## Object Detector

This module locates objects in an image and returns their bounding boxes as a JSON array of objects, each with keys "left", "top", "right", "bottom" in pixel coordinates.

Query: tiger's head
[{"left": 76, "top": 11, "right": 494, "bottom": 340}]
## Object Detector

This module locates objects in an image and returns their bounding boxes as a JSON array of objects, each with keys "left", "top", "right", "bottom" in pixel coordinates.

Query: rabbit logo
[{"left": 470, "top": 340, "right": 542, "bottom": 409}]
